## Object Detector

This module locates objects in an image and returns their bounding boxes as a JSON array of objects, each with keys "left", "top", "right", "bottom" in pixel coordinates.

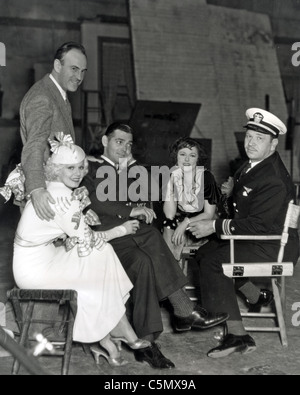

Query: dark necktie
[{"left": 239, "top": 162, "right": 252, "bottom": 179}]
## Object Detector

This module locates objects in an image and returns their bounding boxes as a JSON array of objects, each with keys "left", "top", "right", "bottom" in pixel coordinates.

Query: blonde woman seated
[
  {"left": 163, "top": 137, "right": 220, "bottom": 261},
  {"left": 12, "top": 134, "right": 152, "bottom": 367}
]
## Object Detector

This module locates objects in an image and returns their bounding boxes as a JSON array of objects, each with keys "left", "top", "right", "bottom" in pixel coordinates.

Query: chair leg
[
  {"left": 278, "top": 277, "right": 286, "bottom": 319},
  {"left": 10, "top": 298, "right": 24, "bottom": 333},
  {"left": 12, "top": 301, "right": 35, "bottom": 375},
  {"left": 61, "top": 303, "right": 74, "bottom": 376},
  {"left": 272, "top": 278, "right": 288, "bottom": 347}
]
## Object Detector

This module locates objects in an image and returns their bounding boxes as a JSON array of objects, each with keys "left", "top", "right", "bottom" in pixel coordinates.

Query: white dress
[{"left": 13, "top": 182, "right": 133, "bottom": 343}]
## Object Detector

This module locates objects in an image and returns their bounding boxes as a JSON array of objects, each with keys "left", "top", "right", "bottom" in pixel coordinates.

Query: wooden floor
[{"left": 1, "top": 201, "right": 300, "bottom": 375}]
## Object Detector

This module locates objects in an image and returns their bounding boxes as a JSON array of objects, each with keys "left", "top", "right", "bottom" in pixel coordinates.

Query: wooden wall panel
[{"left": 129, "top": 0, "right": 289, "bottom": 182}]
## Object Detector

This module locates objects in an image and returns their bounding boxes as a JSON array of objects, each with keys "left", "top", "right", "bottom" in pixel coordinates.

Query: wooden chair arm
[
  {"left": 221, "top": 235, "right": 282, "bottom": 241},
  {"left": 222, "top": 262, "right": 294, "bottom": 278}
]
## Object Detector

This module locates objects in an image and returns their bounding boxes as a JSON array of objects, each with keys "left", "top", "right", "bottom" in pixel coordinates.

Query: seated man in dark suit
[
  {"left": 189, "top": 108, "right": 300, "bottom": 358},
  {"left": 82, "top": 122, "right": 229, "bottom": 369}
]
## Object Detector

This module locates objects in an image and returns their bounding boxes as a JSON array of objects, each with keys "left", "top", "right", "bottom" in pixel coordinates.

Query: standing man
[
  {"left": 20, "top": 42, "right": 87, "bottom": 220},
  {"left": 82, "top": 122, "right": 229, "bottom": 369},
  {"left": 189, "top": 108, "right": 299, "bottom": 358}
]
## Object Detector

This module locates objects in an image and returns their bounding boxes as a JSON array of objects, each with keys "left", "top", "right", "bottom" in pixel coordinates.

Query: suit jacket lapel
[
  {"left": 43, "top": 75, "right": 75, "bottom": 140},
  {"left": 234, "top": 161, "right": 250, "bottom": 191},
  {"left": 234, "top": 153, "right": 277, "bottom": 192},
  {"left": 235, "top": 161, "right": 249, "bottom": 180}
]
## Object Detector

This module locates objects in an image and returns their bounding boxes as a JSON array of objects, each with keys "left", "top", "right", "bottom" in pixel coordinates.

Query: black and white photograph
[{"left": 1, "top": 0, "right": 300, "bottom": 379}]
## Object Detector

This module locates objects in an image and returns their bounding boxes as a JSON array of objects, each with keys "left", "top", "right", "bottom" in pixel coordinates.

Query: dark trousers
[
  {"left": 196, "top": 235, "right": 299, "bottom": 322},
  {"left": 110, "top": 224, "right": 187, "bottom": 338}
]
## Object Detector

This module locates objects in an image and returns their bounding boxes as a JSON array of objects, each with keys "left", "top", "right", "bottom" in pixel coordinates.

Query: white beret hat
[{"left": 48, "top": 132, "right": 86, "bottom": 164}]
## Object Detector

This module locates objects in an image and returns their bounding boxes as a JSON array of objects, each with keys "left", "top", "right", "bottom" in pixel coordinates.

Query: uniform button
[{"left": 233, "top": 203, "right": 237, "bottom": 207}]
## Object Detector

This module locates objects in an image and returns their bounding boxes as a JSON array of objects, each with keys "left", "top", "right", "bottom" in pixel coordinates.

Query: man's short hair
[
  {"left": 105, "top": 122, "right": 134, "bottom": 138},
  {"left": 54, "top": 42, "right": 87, "bottom": 63}
]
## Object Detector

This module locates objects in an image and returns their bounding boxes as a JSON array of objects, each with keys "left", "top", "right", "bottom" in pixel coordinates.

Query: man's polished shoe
[
  {"left": 247, "top": 289, "right": 274, "bottom": 313},
  {"left": 173, "top": 305, "right": 229, "bottom": 332},
  {"left": 207, "top": 334, "right": 256, "bottom": 358},
  {"left": 134, "top": 342, "right": 175, "bottom": 369}
]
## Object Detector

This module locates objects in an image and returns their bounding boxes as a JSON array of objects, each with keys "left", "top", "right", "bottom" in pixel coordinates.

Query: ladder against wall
[
  {"left": 81, "top": 87, "right": 135, "bottom": 155},
  {"left": 81, "top": 90, "right": 106, "bottom": 155}
]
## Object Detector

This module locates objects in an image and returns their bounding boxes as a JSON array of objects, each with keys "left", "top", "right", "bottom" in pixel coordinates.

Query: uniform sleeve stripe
[{"left": 222, "top": 219, "right": 232, "bottom": 235}]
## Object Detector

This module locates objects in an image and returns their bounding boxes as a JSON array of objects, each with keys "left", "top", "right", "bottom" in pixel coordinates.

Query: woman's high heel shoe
[
  {"left": 90, "top": 345, "right": 129, "bottom": 367},
  {"left": 111, "top": 337, "right": 150, "bottom": 351}
]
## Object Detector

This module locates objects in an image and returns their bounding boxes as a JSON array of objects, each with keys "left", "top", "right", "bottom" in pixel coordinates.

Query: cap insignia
[{"left": 253, "top": 112, "right": 263, "bottom": 123}]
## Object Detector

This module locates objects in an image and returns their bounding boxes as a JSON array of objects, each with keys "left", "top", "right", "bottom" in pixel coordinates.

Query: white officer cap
[{"left": 244, "top": 108, "right": 287, "bottom": 137}]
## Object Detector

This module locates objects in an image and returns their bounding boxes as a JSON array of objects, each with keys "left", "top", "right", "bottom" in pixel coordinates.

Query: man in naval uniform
[
  {"left": 82, "top": 122, "right": 228, "bottom": 369},
  {"left": 189, "top": 108, "right": 299, "bottom": 358}
]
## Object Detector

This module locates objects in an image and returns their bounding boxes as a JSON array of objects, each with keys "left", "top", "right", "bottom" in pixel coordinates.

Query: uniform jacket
[
  {"left": 215, "top": 151, "right": 296, "bottom": 238},
  {"left": 83, "top": 157, "right": 142, "bottom": 230},
  {"left": 20, "top": 74, "right": 75, "bottom": 194}
]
